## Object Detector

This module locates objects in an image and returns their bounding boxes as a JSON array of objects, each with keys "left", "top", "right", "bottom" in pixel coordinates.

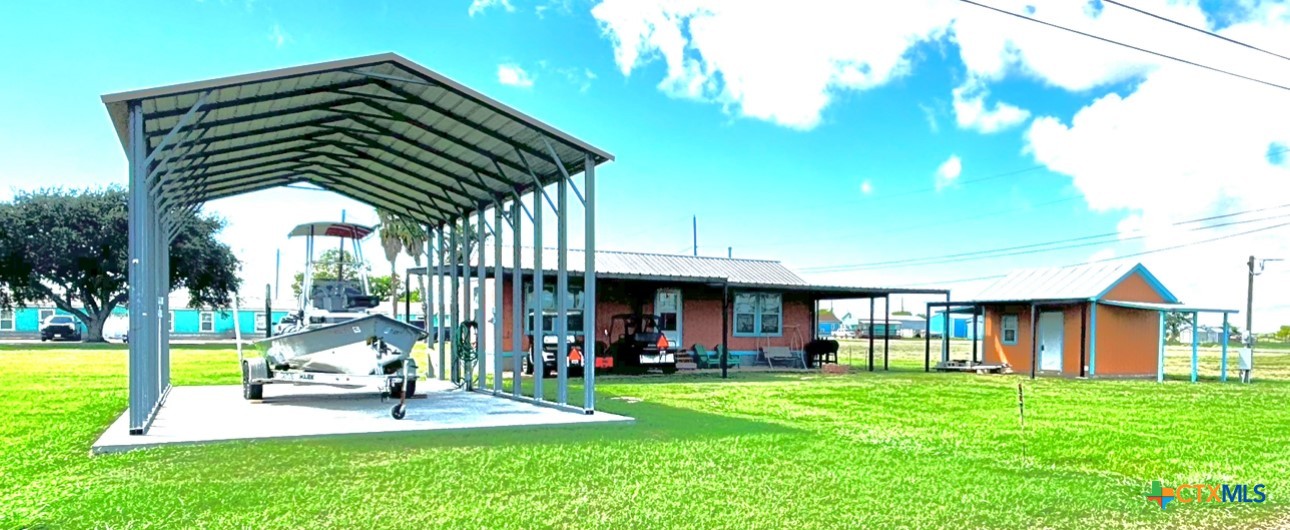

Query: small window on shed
[{"left": 1001, "top": 314, "right": 1018, "bottom": 345}]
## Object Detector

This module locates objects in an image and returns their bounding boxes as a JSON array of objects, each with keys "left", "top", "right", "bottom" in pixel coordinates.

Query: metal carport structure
[{"left": 103, "top": 53, "right": 611, "bottom": 435}]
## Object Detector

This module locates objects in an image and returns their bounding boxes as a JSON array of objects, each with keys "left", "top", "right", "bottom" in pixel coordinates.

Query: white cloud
[
  {"left": 469, "top": 0, "right": 514, "bottom": 17},
  {"left": 268, "top": 23, "right": 291, "bottom": 49},
  {"left": 1023, "top": 5, "right": 1290, "bottom": 330},
  {"left": 951, "top": 78, "right": 1030, "bottom": 133},
  {"left": 935, "top": 155, "right": 962, "bottom": 190},
  {"left": 590, "top": 0, "right": 954, "bottom": 129},
  {"left": 918, "top": 103, "right": 939, "bottom": 134},
  {"left": 497, "top": 63, "right": 535, "bottom": 88},
  {"left": 860, "top": 180, "right": 873, "bottom": 195}
]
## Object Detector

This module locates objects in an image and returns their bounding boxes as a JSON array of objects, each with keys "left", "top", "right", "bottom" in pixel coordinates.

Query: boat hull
[{"left": 253, "top": 314, "right": 426, "bottom": 376}]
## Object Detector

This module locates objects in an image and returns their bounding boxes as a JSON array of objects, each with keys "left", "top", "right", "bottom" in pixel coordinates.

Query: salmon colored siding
[
  {"left": 1093, "top": 304, "right": 1160, "bottom": 377},
  {"left": 1102, "top": 271, "right": 1168, "bottom": 303},
  {"left": 498, "top": 278, "right": 813, "bottom": 353},
  {"left": 982, "top": 304, "right": 1086, "bottom": 375}
]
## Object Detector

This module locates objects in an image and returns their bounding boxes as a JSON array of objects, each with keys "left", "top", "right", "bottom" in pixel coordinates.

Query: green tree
[
  {"left": 376, "top": 210, "right": 428, "bottom": 319},
  {"left": 0, "top": 187, "right": 240, "bottom": 342},
  {"left": 892, "top": 311, "right": 913, "bottom": 316},
  {"left": 1164, "top": 312, "right": 1191, "bottom": 343},
  {"left": 1276, "top": 325, "right": 1290, "bottom": 342},
  {"left": 369, "top": 274, "right": 395, "bottom": 301},
  {"left": 291, "top": 248, "right": 368, "bottom": 299}
]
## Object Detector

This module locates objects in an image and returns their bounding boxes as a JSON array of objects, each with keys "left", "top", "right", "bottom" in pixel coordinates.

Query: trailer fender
[{"left": 244, "top": 356, "right": 270, "bottom": 382}]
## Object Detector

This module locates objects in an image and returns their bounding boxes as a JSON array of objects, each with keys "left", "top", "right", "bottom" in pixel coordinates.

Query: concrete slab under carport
[{"left": 91, "top": 379, "right": 632, "bottom": 454}]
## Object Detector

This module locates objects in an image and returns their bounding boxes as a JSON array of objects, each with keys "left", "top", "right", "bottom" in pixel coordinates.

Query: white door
[
  {"left": 655, "top": 289, "right": 682, "bottom": 349},
  {"left": 1038, "top": 311, "right": 1064, "bottom": 372}
]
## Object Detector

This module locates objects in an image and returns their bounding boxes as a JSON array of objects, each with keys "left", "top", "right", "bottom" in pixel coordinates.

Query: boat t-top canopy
[
  {"left": 288, "top": 222, "right": 374, "bottom": 239},
  {"left": 109, "top": 53, "right": 612, "bottom": 435}
]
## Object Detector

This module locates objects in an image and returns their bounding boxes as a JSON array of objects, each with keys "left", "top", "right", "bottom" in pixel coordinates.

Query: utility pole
[{"left": 1247, "top": 255, "right": 1255, "bottom": 346}]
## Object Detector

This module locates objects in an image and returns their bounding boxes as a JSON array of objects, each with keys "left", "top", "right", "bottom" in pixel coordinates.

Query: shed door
[
  {"left": 655, "top": 289, "right": 682, "bottom": 349},
  {"left": 1038, "top": 311, "right": 1064, "bottom": 372}
]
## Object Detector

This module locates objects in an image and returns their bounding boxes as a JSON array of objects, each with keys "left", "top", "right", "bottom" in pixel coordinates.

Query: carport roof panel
[{"left": 102, "top": 53, "right": 613, "bottom": 225}]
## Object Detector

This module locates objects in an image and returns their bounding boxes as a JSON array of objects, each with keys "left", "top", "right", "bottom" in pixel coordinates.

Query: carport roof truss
[{"left": 102, "top": 52, "right": 614, "bottom": 226}]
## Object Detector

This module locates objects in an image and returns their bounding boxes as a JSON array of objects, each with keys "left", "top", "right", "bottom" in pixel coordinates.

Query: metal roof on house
[
  {"left": 966, "top": 262, "right": 1178, "bottom": 304},
  {"left": 102, "top": 53, "right": 612, "bottom": 227},
  {"left": 408, "top": 248, "right": 948, "bottom": 296}
]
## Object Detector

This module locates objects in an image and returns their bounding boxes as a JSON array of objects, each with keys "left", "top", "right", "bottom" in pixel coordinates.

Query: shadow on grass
[{"left": 219, "top": 398, "right": 800, "bottom": 454}]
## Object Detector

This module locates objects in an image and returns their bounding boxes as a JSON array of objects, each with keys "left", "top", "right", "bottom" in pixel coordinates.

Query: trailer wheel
[
  {"left": 391, "top": 404, "right": 406, "bottom": 420},
  {"left": 242, "top": 362, "right": 263, "bottom": 400}
]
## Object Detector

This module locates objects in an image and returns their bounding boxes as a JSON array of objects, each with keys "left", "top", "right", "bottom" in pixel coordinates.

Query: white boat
[{"left": 240, "top": 222, "right": 426, "bottom": 419}]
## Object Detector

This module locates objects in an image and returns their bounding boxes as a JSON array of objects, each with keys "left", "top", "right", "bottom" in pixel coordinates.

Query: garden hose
[{"left": 454, "top": 321, "right": 479, "bottom": 391}]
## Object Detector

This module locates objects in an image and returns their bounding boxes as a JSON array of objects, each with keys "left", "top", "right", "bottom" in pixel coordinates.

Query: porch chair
[{"left": 763, "top": 346, "right": 806, "bottom": 369}]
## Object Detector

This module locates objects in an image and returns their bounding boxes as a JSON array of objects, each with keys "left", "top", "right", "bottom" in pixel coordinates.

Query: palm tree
[{"left": 376, "top": 209, "right": 430, "bottom": 320}]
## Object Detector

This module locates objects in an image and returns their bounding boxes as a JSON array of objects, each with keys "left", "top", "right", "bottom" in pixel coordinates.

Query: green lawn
[{"left": 2, "top": 341, "right": 1288, "bottom": 529}]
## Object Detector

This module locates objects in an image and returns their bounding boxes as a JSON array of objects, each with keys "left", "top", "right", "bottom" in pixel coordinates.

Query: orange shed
[{"left": 955, "top": 262, "right": 1235, "bottom": 379}]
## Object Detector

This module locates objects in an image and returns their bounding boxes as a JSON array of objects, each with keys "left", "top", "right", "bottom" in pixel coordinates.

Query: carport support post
[
  {"left": 450, "top": 222, "right": 460, "bottom": 384},
  {"left": 493, "top": 203, "right": 504, "bottom": 393},
  {"left": 942, "top": 293, "right": 951, "bottom": 363},
  {"left": 583, "top": 154, "right": 597, "bottom": 411},
  {"left": 1089, "top": 302, "right": 1098, "bottom": 377},
  {"left": 1221, "top": 313, "right": 1229, "bottom": 382},
  {"left": 867, "top": 297, "right": 875, "bottom": 371},
  {"left": 512, "top": 201, "right": 523, "bottom": 397},
  {"left": 556, "top": 176, "right": 569, "bottom": 405},
  {"left": 477, "top": 206, "right": 487, "bottom": 389},
  {"left": 1157, "top": 310, "right": 1166, "bottom": 383},
  {"left": 436, "top": 226, "right": 447, "bottom": 380},
  {"left": 532, "top": 185, "right": 545, "bottom": 401},
  {"left": 126, "top": 100, "right": 156, "bottom": 435},
  {"left": 1190, "top": 311, "right": 1199, "bottom": 383},
  {"left": 972, "top": 304, "right": 980, "bottom": 364}
]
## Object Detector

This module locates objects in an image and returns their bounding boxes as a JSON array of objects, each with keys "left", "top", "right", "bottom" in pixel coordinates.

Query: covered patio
[{"left": 103, "top": 53, "right": 611, "bottom": 436}]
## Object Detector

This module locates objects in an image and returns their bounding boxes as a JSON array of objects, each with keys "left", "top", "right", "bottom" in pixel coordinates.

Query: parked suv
[{"left": 40, "top": 315, "right": 82, "bottom": 342}]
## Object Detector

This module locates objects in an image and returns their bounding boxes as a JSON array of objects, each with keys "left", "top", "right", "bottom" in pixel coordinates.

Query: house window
[
  {"left": 0, "top": 310, "right": 13, "bottom": 331},
  {"left": 39, "top": 309, "right": 55, "bottom": 323},
  {"left": 1001, "top": 314, "right": 1018, "bottom": 345},
  {"left": 199, "top": 311, "right": 215, "bottom": 333},
  {"left": 254, "top": 312, "right": 267, "bottom": 332},
  {"left": 734, "top": 292, "right": 782, "bottom": 337}
]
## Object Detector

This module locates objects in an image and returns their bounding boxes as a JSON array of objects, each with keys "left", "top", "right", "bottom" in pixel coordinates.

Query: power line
[
  {"left": 881, "top": 164, "right": 1046, "bottom": 199},
  {"left": 801, "top": 202, "right": 1290, "bottom": 272},
  {"left": 1102, "top": 0, "right": 1290, "bottom": 65},
  {"left": 958, "top": 0, "right": 1290, "bottom": 93}
]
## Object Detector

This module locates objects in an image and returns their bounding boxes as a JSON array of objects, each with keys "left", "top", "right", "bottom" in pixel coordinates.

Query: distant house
[
  {"left": 0, "top": 294, "right": 298, "bottom": 341},
  {"left": 1180, "top": 325, "right": 1226, "bottom": 344},
  {"left": 928, "top": 312, "right": 983, "bottom": 339},
  {"left": 817, "top": 309, "right": 842, "bottom": 336}
]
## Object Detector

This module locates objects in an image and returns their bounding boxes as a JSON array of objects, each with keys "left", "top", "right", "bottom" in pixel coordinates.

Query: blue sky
[{"left": 2, "top": 0, "right": 1289, "bottom": 328}]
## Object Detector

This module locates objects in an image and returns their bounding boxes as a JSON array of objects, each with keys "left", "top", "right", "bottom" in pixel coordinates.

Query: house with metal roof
[
  {"left": 939, "top": 262, "right": 1238, "bottom": 381},
  {"left": 411, "top": 247, "right": 946, "bottom": 369}
]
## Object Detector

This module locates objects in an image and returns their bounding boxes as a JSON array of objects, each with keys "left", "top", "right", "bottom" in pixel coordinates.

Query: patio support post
[
  {"left": 1157, "top": 310, "right": 1166, "bottom": 383},
  {"left": 436, "top": 226, "right": 447, "bottom": 380},
  {"left": 512, "top": 200, "right": 523, "bottom": 396},
  {"left": 450, "top": 221, "right": 460, "bottom": 384},
  {"left": 943, "top": 293, "right": 951, "bottom": 363},
  {"left": 924, "top": 303, "right": 931, "bottom": 372},
  {"left": 1078, "top": 303, "right": 1087, "bottom": 377},
  {"left": 493, "top": 202, "right": 504, "bottom": 393},
  {"left": 721, "top": 282, "right": 729, "bottom": 380},
  {"left": 1191, "top": 311, "right": 1199, "bottom": 383},
  {"left": 868, "top": 297, "right": 875, "bottom": 371},
  {"left": 1029, "top": 303, "right": 1038, "bottom": 380},
  {"left": 583, "top": 154, "right": 598, "bottom": 411},
  {"left": 1089, "top": 301, "right": 1098, "bottom": 377},
  {"left": 1221, "top": 312, "right": 1230, "bottom": 382},
  {"left": 532, "top": 182, "right": 545, "bottom": 401},
  {"left": 476, "top": 205, "right": 487, "bottom": 389},
  {"left": 972, "top": 304, "right": 980, "bottom": 364},
  {"left": 556, "top": 173, "right": 569, "bottom": 405},
  {"left": 883, "top": 295, "right": 890, "bottom": 371}
]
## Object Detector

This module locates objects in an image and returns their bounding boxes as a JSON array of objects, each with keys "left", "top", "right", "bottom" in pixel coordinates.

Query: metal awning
[
  {"left": 1097, "top": 300, "right": 1240, "bottom": 314},
  {"left": 102, "top": 52, "right": 613, "bottom": 226}
]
